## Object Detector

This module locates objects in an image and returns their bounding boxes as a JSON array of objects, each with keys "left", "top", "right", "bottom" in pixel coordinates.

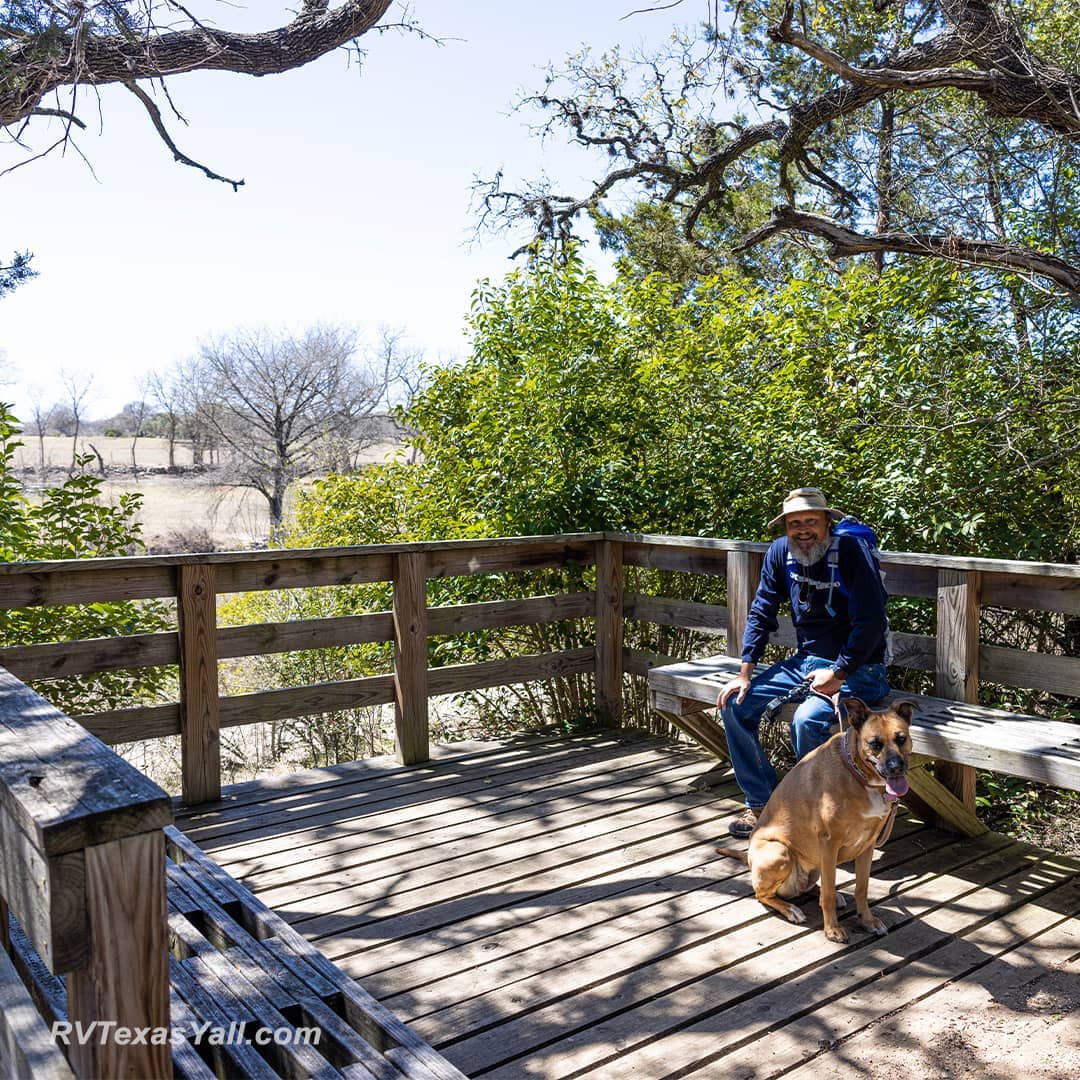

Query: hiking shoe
[{"left": 728, "top": 807, "right": 762, "bottom": 838}]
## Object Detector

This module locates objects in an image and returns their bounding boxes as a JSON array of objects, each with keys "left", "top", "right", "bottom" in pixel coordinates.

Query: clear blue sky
[{"left": 0, "top": 2, "right": 696, "bottom": 422}]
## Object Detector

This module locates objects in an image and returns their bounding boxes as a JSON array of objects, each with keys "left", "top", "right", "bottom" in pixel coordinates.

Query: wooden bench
[
  {"left": 0, "top": 666, "right": 465, "bottom": 1079},
  {"left": 648, "top": 653, "right": 1080, "bottom": 836}
]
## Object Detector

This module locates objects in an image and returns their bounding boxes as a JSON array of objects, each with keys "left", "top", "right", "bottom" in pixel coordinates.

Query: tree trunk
[
  {"left": 984, "top": 148, "right": 1033, "bottom": 360},
  {"left": 874, "top": 97, "right": 895, "bottom": 275}
]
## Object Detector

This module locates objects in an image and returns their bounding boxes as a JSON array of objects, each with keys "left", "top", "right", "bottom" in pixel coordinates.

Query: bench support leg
[
  {"left": 905, "top": 764, "right": 988, "bottom": 837},
  {"left": 653, "top": 707, "right": 730, "bottom": 763}
]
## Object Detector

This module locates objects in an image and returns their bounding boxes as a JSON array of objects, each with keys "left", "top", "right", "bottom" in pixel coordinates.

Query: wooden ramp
[{"left": 176, "top": 731, "right": 1080, "bottom": 1079}]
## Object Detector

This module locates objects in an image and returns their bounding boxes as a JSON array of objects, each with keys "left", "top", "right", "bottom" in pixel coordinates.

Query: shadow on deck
[{"left": 175, "top": 731, "right": 1080, "bottom": 1080}]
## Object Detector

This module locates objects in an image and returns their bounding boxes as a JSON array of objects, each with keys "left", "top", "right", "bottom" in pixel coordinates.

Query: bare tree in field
[
  {"left": 145, "top": 370, "right": 183, "bottom": 469},
  {"left": 24, "top": 389, "right": 57, "bottom": 480},
  {"left": 194, "top": 324, "right": 399, "bottom": 529},
  {"left": 58, "top": 369, "right": 93, "bottom": 471}
]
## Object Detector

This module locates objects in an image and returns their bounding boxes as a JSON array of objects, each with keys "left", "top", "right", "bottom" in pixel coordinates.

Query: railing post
[
  {"left": 935, "top": 569, "right": 981, "bottom": 813},
  {"left": 178, "top": 563, "right": 220, "bottom": 804},
  {"left": 66, "top": 831, "right": 171, "bottom": 1079},
  {"left": 393, "top": 551, "right": 429, "bottom": 764},
  {"left": 725, "top": 549, "right": 762, "bottom": 659},
  {"left": 595, "top": 540, "right": 624, "bottom": 726}
]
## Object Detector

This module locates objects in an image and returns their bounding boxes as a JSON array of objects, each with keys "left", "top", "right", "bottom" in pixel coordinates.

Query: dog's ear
[
  {"left": 891, "top": 699, "right": 920, "bottom": 723},
  {"left": 844, "top": 697, "right": 870, "bottom": 729}
]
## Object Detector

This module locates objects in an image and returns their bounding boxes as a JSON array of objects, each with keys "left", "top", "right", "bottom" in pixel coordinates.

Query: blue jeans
[{"left": 720, "top": 654, "right": 890, "bottom": 810}]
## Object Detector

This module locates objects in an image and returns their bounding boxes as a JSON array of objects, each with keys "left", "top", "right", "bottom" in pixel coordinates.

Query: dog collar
[{"left": 840, "top": 732, "right": 899, "bottom": 802}]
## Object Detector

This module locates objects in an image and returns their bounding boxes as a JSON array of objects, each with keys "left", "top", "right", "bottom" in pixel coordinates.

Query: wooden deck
[{"left": 175, "top": 731, "right": 1080, "bottom": 1079}]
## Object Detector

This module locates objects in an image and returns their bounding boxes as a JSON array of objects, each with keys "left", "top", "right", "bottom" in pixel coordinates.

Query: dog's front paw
[
  {"left": 860, "top": 914, "right": 888, "bottom": 937},
  {"left": 784, "top": 903, "right": 807, "bottom": 925},
  {"left": 824, "top": 924, "right": 849, "bottom": 944}
]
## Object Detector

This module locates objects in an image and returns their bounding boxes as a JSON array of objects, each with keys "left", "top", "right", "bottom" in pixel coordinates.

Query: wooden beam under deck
[{"left": 176, "top": 732, "right": 1080, "bottom": 1080}]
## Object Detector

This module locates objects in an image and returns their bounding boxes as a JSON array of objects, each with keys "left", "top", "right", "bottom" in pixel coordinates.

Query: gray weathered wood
[
  {"left": 624, "top": 594, "right": 729, "bottom": 633},
  {"left": 394, "top": 551, "right": 429, "bottom": 765},
  {"left": 724, "top": 549, "right": 761, "bottom": 660},
  {"left": 595, "top": 541, "right": 624, "bottom": 726},
  {"left": 427, "top": 649, "right": 596, "bottom": 697},
  {"left": 426, "top": 539, "right": 595, "bottom": 579},
  {"left": 178, "top": 564, "right": 221, "bottom": 805},
  {"left": 935, "top": 569, "right": 981, "bottom": 813},
  {"left": 0, "top": 667, "right": 173, "bottom": 856},
  {"left": 0, "top": 944, "right": 75, "bottom": 1080},
  {"left": 427, "top": 593, "right": 594, "bottom": 636},
  {"left": 0, "top": 799, "right": 86, "bottom": 972}
]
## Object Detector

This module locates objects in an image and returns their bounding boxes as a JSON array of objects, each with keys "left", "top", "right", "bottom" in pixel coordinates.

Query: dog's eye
[
  {"left": 894, "top": 733, "right": 907, "bottom": 747},
  {"left": 868, "top": 738, "right": 884, "bottom": 754}
]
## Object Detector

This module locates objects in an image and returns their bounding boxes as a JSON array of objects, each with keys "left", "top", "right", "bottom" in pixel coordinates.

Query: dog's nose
[{"left": 884, "top": 755, "right": 907, "bottom": 776}]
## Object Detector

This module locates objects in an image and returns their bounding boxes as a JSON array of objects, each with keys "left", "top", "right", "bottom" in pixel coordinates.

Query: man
[{"left": 718, "top": 487, "right": 890, "bottom": 837}]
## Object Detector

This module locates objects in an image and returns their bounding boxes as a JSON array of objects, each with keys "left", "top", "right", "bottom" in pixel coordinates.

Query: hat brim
[{"left": 768, "top": 507, "right": 845, "bottom": 530}]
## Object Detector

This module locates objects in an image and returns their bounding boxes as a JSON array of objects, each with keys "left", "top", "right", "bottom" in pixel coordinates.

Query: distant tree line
[{"left": 19, "top": 324, "right": 421, "bottom": 529}]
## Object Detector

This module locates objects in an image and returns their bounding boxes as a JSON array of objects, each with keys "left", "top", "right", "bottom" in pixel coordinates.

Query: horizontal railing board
[
  {"left": 622, "top": 649, "right": 681, "bottom": 679},
  {"left": 624, "top": 595, "right": 728, "bottom": 633},
  {"left": 0, "top": 565, "right": 178, "bottom": 608},
  {"left": 981, "top": 572, "right": 1080, "bottom": 615},
  {"left": 427, "top": 649, "right": 596, "bottom": 696},
  {"left": 981, "top": 644, "right": 1080, "bottom": 697},
  {"left": 0, "top": 668, "right": 172, "bottom": 855},
  {"left": 218, "top": 614, "right": 395, "bottom": 659},
  {"left": 76, "top": 703, "right": 182, "bottom": 745},
  {"left": 0, "top": 632, "right": 179, "bottom": 681},
  {"left": 428, "top": 593, "right": 595, "bottom": 635},
  {"left": 426, "top": 540, "right": 596, "bottom": 579},
  {"left": 1, "top": 594, "right": 595, "bottom": 682},
  {"left": 217, "top": 675, "right": 398, "bottom": 729},
  {"left": 215, "top": 553, "right": 395, "bottom": 594},
  {"left": 622, "top": 543, "right": 729, "bottom": 576}
]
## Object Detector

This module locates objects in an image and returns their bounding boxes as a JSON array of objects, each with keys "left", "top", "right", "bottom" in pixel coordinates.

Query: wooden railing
[
  {"left": 0, "top": 533, "right": 1078, "bottom": 810},
  {"left": 0, "top": 668, "right": 172, "bottom": 1079},
  {"left": 0, "top": 531, "right": 1077, "bottom": 1075}
]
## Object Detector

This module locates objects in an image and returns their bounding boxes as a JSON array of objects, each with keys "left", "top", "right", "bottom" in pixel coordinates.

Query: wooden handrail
[
  {"left": 0, "top": 533, "right": 1075, "bottom": 810},
  {"left": 0, "top": 668, "right": 172, "bottom": 1078}
]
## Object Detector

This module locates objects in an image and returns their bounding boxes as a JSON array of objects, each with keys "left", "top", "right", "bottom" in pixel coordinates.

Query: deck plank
[{"left": 174, "top": 731, "right": 1080, "bottom": 1080}]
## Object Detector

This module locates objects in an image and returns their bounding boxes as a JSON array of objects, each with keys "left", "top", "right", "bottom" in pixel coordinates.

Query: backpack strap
[{"left": 825, "top": 535, "right": 841, "bottom": 616}]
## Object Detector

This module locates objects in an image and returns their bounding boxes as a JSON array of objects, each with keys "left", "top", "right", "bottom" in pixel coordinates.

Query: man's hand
[
  {"left": 718, "top": 674, "right": 752, "bottom": 709},
  {"left": 809, "top": 667, "right": 845, "bottom": 697}
]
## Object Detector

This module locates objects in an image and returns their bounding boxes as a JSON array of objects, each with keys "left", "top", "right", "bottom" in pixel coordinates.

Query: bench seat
[{"left": 648, "top": 654, "right": 1080, "bottom": 834}]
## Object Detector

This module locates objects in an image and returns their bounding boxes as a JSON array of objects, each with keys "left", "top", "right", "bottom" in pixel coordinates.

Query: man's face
[{"left": 785, "top": 511, "right": 830, "bottom": 556}]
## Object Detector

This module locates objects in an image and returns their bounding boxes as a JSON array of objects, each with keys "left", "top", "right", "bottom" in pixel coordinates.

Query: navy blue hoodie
[{"left": 741, "top": 534, "right": 888, "bottom": 673}]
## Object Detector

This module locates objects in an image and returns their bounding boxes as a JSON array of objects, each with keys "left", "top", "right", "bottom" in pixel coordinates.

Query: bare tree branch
[
  {"left": 124, "top": 81, "right": 243, "bottom": 189},
  {"left": 737, "top": 206, "right": 1080, "bottom": 297}
]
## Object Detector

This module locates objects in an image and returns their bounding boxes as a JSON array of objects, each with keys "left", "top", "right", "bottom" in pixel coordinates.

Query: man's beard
[{"left": 789, "top": 537, "right": 831, "bottom": 567}]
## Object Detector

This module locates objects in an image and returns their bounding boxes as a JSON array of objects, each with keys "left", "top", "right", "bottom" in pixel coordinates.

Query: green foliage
[
  {"left": 0, "top": 404, "right": 171, "bottom": 715},
  {"left": 226, "top": 244, "right": 1080, "bottom": 751}
]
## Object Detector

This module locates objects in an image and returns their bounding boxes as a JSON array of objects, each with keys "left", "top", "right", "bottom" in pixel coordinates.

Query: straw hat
[{"left": 767, "top": 487, "right": 846, "bottom": 530}]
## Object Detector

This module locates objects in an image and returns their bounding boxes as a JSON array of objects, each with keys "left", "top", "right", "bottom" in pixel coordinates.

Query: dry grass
[{"left": 14, "top": 435, "right": 402, "bottom": 551}]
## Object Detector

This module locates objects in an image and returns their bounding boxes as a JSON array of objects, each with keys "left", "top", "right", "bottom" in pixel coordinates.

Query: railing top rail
[
  {"left": 609, "top": 532, "right": 1080, "bottom": 579},
  {"left": 0, "top": 530, "right": 1075, "bottom": 582},
  {"left": 0, "top": 532, "right": 609, "bottom": 577},
  {"left": 0, "top": 666, "right": 172, "bottom": 857}
]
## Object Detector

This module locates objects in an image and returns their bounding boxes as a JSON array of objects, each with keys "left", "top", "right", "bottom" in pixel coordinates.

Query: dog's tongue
[{"left": 886, "top": 775, "right": 909, "bottom": 798}]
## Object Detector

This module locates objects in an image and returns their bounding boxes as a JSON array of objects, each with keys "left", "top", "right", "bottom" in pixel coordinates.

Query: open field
[{"left": 13, "top": 436, "right": 404, "bottom": 551}]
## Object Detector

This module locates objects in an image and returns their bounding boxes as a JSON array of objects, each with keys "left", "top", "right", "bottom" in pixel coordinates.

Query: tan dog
[{"left": 718, "top": 697, "right": 917, "bottom": 943}]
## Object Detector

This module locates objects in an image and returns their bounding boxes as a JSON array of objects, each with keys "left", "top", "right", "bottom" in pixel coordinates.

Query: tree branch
[
  {"left": 124, "top": 82, "right": 243, "bottom": 190},
  {"left": 737, "top": 207, "right": 1080, "bottom": 298},
  {"left": 1, "top": 1, "right": 395, "bottom": 127}
]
